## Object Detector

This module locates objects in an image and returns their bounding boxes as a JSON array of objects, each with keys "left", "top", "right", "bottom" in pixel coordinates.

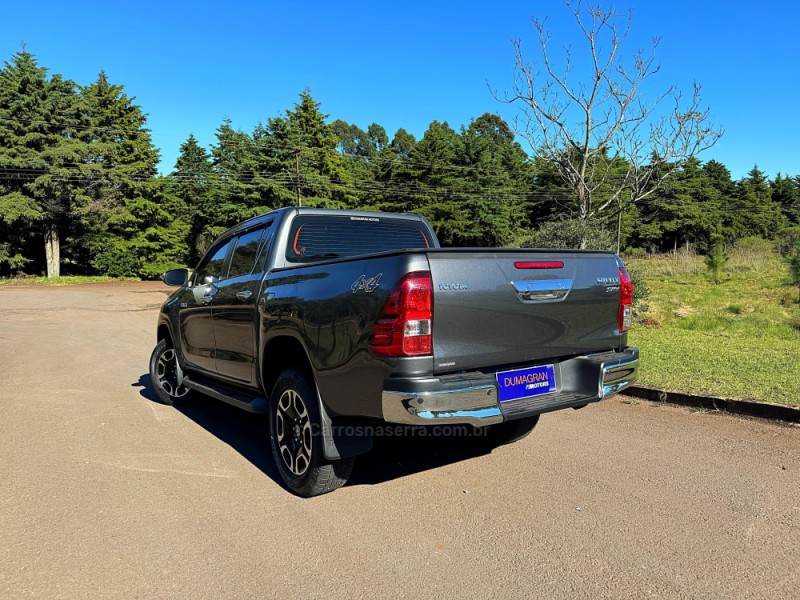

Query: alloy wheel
[
  {"left": 155, "top": 348, "right": 189, "bottom": 399},
  {"left": 275, "top": 389, "right": 313, "bottom": 476}
]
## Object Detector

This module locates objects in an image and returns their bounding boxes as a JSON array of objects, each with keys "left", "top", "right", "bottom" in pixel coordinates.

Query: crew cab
[{"left": 150, "top": 207, "right": 639, "bottom": 496}]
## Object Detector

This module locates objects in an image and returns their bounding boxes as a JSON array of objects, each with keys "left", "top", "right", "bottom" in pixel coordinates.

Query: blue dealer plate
[{"left": 496, "top": 364, "right": 557, "bottom": 402}]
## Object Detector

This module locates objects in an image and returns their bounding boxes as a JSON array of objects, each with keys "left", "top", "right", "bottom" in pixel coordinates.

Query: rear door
[
  {"left": 211, "top": 221, "right": 274, "bottom": 384},
  {"left": 427, "top": 250, "right": 623, "bottom": 374}
]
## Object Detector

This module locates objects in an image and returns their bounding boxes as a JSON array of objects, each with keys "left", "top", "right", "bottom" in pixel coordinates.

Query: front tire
[
  {"left": 269, "top": 368, "right": 354, "bottom": 497},
  {"left": 149, "top": 339, "right": 195, "bottom": 406}
]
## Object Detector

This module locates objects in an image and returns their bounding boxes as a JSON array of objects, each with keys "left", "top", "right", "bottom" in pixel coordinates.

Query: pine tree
[
  {"left": 407, "top": 120, "right": 468, "bottom": 244},
  {"left": 75, "top": 71, "right": 182, "bottom": 277},
  {"left": 169, "top": 134, "right": 213, "bottom": 262},
  {"left": 631, "top": 159, "right": 724, "bottom": 252},
  {"left": 285, "top": 89, "right": 353, "bottom": 208},
  {"left": 0, "top": 49, "right": 80, "bottom": 276},
  {"left": 205, "top": 118, "right": 260, "bottom": 245},
  {"left": 456, "top": 113, "right": 532, "bottom": 246},
  {"left": 705, "top": 234, "right": 728, "bottom": 284},
  {"left": 529, "top": 157, "right": 573, "bottom": 224},
  {"left": 389, "top": 128, "right": 416, "bottom": 158},
  {"left": 727, "top": 166, "right": 786, "bottom": 240},
  {"left": 371, "top": 128, "right": 416, "bottom": 202},
  {"left": 771, "top": 173, "right": 800, "bottom": 224}
]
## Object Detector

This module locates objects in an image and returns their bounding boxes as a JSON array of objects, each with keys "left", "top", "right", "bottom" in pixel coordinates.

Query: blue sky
[{"left": 2, "top": 1, "right": 798, "bottom": 179}]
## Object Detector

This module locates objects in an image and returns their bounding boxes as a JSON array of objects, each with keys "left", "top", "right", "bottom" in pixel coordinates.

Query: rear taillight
[
  {"left": 370, "top": 271, "right": 433, "bottom": 357},
  {"left": 618, "top": 266, "right": 633, "bottom": 333}
]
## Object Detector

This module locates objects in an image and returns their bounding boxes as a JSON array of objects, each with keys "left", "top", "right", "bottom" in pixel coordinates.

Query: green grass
[
  {"left": 0, "top": 275, "right": 139, "bottom": 286},
  {"left": 627, "top": 249, "right": 800, "bottom": 407}
]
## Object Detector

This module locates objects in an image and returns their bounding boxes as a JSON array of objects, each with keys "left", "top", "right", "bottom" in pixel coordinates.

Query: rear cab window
[{"left": 286, "top": 215, "right": 433, "bottom": 263}]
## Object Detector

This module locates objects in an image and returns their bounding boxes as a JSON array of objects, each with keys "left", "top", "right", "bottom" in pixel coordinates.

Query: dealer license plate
[{"left": 496, "top": 364, "right": 557, "bottom": 402}]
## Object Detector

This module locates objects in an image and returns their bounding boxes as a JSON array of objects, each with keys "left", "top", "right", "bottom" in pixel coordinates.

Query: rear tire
[
  {"left": 268, "top": 368, "right": 354, "bottom": 497},
  {"left": 149, "top": 339, "right": 195, "bottom": 406},
  {"left": 483, "top": 415, "right": 540, "bottom": 446}
]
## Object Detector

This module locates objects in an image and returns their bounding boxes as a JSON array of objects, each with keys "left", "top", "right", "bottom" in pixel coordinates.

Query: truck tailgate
[{"left": 426, "top": 249, "right": 623, "bottom": 374}]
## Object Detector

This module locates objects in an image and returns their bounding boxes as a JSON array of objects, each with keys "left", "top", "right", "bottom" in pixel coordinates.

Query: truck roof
[{"left": 220, "top": 206, "right": 428, "bottom": 239}]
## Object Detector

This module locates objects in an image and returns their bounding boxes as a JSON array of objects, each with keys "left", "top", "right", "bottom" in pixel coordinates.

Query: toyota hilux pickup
[{"left": 150, "top": 207, "right": 639, "bottom": 496}]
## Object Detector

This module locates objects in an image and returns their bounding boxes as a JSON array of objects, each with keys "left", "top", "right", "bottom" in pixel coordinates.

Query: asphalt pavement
[{"left": 1, "top": 282, "right": 798, "bottom": 599}]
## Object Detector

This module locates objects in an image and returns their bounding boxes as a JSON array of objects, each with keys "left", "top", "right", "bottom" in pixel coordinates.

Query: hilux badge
[{"left": 596, "top": 276, "right": 620, "bottom": 286}]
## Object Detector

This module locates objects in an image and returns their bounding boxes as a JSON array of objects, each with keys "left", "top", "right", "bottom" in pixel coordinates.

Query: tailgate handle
[{"left": 511, "top": 279, "right": 572, "bottom": 302}]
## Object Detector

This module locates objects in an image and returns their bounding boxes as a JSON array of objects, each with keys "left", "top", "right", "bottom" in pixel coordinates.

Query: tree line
[{"left": 1, "top": 49, "right": 798, "bottom": 278}]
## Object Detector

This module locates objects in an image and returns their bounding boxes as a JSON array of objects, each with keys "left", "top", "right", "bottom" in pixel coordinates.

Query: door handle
[{"left": 236, "top": 290, "right": 253, "bottom": 302}]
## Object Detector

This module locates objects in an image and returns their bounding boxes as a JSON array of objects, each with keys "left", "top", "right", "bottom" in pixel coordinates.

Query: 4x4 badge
[{"left": 351, "top": 273, "right": 383, "bottom": 293}]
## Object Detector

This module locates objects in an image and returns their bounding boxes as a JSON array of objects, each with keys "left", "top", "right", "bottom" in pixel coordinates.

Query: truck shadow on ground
[
  {"left": 134, "top": 374, "right": 496, "bottom": 490},
  {"left": 133, "top": 374, "right": 281, "bottom": 484}
]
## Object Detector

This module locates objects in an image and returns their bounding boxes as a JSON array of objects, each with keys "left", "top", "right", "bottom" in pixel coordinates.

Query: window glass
[
  {"left": 252, "top": 223, "right": 275, "bottom": 274},
  {"left": 195, "top": 239, "right": 232, "bottom": 283},
  {"left": 286, "top": 216, "right": 432, "bottom": 263},
  {"left": 228, "top": 227, "right": 266, "bottom": 278}
]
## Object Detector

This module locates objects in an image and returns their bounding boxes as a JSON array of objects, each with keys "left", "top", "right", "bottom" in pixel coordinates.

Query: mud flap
[{"left": 317, "top": 394, "right": 373, "bottom": 460}]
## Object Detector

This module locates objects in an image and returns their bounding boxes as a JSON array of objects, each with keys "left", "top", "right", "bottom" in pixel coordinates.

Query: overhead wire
[
  {"left": 0, "top": 168, "right": 781, "bottom": 215},
  {"left": 0, "top": 118, "right": 787, "bottom": 215},
  {"left": 0, "top": 115, "right": 546, "bottom": 178}
]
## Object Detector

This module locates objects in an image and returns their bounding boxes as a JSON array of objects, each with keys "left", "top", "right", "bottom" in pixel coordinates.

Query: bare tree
[{"left": 502, "top": 0, "right": 723, "bottom": 250}]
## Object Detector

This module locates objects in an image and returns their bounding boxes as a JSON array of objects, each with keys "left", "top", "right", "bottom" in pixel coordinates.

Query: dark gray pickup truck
[{"left": 150, "top": 207, "right": 638, "bottom": 496}]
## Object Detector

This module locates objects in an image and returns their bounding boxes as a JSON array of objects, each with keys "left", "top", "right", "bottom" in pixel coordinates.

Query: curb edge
[{"left": 624, "top": 386, "right": 800, "bottom": 424}]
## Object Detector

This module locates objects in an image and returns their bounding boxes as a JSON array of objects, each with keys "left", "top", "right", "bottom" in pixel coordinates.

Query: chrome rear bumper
[{"left": 381, "top": 347, "right": 638, "bottom": 427}]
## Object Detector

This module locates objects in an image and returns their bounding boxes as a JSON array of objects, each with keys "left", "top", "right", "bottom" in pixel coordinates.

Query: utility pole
[{"left": 294, "top": 147, "right": 302, "bottom": 206}]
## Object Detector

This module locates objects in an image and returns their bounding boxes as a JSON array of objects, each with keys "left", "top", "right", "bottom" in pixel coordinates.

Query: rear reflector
[{"left": 514, "top": 261, "right": 564, "bottom": 269}]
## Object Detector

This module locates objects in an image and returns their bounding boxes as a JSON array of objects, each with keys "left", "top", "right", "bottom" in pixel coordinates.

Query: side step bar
[{"left": 183, "top": 374, "right": 269, "bottom": 414}]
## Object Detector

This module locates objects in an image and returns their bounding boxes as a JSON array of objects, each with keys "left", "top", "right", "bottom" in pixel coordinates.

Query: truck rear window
[{"left": 286, "top": 215, "right": 432, "bottom": 262}]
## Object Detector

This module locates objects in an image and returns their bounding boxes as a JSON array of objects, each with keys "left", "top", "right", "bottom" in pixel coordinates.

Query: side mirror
[{"left": 163, "top": 268, "right": 189, "bottom": 287}]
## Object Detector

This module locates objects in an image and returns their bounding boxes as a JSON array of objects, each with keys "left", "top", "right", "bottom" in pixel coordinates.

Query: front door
[{"left": 179, "top": 238, "right": 233, "bottom": 373}]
